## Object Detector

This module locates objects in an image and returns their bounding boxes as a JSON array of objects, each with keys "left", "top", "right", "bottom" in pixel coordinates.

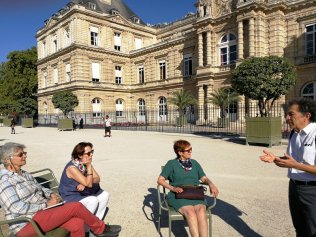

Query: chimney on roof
[{"left": 100, "top": 0, "right": 112, "bottom": 5}]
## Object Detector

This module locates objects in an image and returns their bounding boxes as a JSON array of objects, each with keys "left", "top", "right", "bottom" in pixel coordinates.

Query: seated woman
[
  {"left": 157, "top": 140, "right": 219, "bottom": 237},
  {"left": 0, "top": 142, "right": 121, "bottom": 237},
  {"left": 59, "top": 142, "right": 109, "bottom": 220}
]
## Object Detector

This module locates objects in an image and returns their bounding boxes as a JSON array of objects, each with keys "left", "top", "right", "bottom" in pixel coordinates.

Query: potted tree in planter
[
  {"left": 52, "top": 91, "right": 79, "bottom": 131},
  {"left": 208, "top": 87, "right": 240, "bottom": 128},
  {"left": 169, "top": 90, "right": 197, "bottom": 127},
  {"left": 231, "top": 56, "right": 296, "bottom": 147}
]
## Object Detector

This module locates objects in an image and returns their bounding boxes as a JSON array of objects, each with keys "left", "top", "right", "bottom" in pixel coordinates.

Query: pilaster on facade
[
  {"left": 196, "top": 85, "right": 205, "bottom": 125},
  {"left": 206, "top": 31, "right": 212, "bottom": 65},
  {"left": 238, "top": 20, "right": 244, "bottom": 60},
  {"left": 249, "top": 17, "right": 255, "bottom": 57},
  {"left": 198, "top": 32, "right": 204, "bottom": 67}
]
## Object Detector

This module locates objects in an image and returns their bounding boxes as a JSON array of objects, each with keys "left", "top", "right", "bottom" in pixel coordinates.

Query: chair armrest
[
  {"left": 157, "top": 185, "right": 169, "bottom": 212},
  {"left": 199, "top": 182, "right": 217, "bottom": 210},
  {"left": 0, "top": 216, "right": 45, "bottom": 237}
]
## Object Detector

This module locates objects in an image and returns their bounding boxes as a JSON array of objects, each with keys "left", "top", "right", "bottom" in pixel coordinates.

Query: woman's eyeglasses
[
  {"left": 83, "top": 150, "right": 94, "bottom": 156},
  {"left": 182, "top": 148, "right": 192, "bottom": 153},
  {"left": 14, "top": 152, "right": 27, "bottom": 157}
]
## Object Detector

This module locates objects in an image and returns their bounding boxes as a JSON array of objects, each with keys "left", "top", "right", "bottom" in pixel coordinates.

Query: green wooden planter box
[
  {"left": 22, "top": 118, "right": 34, "bottom": 128},
  {"left": 246, "top": 117, "right": 282, "bottom": 147},
  {"left": 58, "top": 119, "right": 73, "bottom": 131},
  {"left": 3, "top": 118, "right": 11, "bottom": 127}
]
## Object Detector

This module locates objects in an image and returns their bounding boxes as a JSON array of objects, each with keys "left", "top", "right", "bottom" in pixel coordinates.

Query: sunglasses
[
  {"left": 14, "top": 151, "right": 27, "bottom": 157},
  {"left": 83, "top": 150, "right": 94, "bottom": 156},
  {"left": 182, "top": 148, "right": 192, "bottom": 153}
]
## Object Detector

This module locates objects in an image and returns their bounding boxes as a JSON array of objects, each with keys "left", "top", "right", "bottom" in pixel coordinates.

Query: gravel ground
[{"left": 0, "top": 126, "right": 295, "bottom": 237}]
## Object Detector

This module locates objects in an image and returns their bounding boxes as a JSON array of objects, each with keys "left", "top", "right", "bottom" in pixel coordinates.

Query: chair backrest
[{"left": 30, "top": 168, "right": 59, "bottom": 194}]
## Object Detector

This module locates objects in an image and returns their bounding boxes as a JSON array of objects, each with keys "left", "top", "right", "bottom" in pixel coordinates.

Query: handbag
[
  {"left": 175, "top": 186, "right": 205, "bottom": 200},
  {"left": 79, "top": 183, "right": 101, "bottom": 196}
]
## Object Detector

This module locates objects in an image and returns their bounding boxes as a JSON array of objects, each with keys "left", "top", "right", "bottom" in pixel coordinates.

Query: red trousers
[{"left": 16, "top": 202, "right": 105, "bottom": 237}]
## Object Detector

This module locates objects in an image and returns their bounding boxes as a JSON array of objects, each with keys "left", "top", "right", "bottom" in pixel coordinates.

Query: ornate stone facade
[{"left": 36, "top": 0, "right": 316, "bottom": 123}]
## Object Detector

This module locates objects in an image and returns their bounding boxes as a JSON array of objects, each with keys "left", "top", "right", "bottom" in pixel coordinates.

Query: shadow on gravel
[{"left": 143, "top": 188, "right": 262, "bottom": 237}]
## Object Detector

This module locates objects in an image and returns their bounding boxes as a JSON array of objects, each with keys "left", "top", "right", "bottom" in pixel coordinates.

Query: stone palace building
[{"left": 36, "top": 0, "right": 316, "bottom": 124}]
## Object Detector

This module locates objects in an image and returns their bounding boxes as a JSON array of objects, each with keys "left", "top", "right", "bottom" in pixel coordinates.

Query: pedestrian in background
[
  {"left": 10, "top": 117, "right": 16, "bottom": 134},
  {"left": 103, "top": 115, "right": 111, "bottom": 137}
]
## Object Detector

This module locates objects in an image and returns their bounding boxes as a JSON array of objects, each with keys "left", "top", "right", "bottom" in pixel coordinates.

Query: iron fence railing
[{"left": 34, "top": 103, "right": 291, "bottom": 138}]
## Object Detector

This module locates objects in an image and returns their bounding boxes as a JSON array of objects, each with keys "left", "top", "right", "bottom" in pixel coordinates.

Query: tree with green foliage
[
  {"left": 0, "top": 47, "right": 38, "bottom": 116},
  {"left": 169, "top": 90, "right": 197, "bottom": 116},
  {"left": 231, "top": 56, "right": 297, "bottom": 117},
  {"left": 208, "top": 88, "right": 240, "bottom": 118},
  {"left": 52, "top": 91, "right": 79, "bottom": 116}
]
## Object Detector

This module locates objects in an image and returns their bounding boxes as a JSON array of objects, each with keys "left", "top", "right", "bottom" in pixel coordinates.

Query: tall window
[
  {"left": 138, "top": 99, "right": 146, "bottom": 116},
  {"left": 138, "top": 66, "right": 144, "bottom": 84},
  {"left": 65, "top": 29, "right": 70, "bottom": 47},
  {"left": 52, "top": 35, "right": 58, "bottom": 53},
  {"left": 92, "top": 98, "right": 101, "bottom": 117},
  {"left": 53, "top": 66, "right": 58, "bottom": 84},
  {"left": 184, "top": 54, "right": 193, "bottom": 76},
  {"left": 42, "top": 41, "right": 46, "bottom": 57},
  {"left": 135, "top": 37, "right": 142, "bottom": 49},
  {"left": 159, "top": 60, "right": 166, "bottom": 80},
  {"left": 43, "top": 72, "right": 48, "bottom": 87},
  {"left": 219, "top": 33, "right": 237, "bottom": 65},
  {"left": 115, "top": 66, "right": 122, "bottom": 84},
  {"left": 306, "top": 24, "right": 316, "bottom": 55},
  {"left": 116, "top": 99, "right": 124, "bottom": 117},
  {"left": 92, "top": 62, "right": 100, "bottom": 82},
  {"left": 301, "top": 82, "right": 316, "bottom": 100},
  {"left": 158, "top": 97, "right": 167, "bottom": 116},
  {"left": 65, "top": 63, "right": 71, "bottom": 82},
  {"left": 90, "top": 26, "right": 99, "bottom": 46},
  {"left": 114, "top": 32, "right": 121, "bottom": 51}
]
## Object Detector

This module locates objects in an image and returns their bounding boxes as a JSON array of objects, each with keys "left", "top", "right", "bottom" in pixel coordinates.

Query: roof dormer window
[
  {"left": 110, "top": 9, "right": 119, "bottom": 15},
  {"left": 131, "top": 16, "right": 140, "bottom": 24},
  {"left": 88, "top": 2, "right": 96, "bottom": 10}
]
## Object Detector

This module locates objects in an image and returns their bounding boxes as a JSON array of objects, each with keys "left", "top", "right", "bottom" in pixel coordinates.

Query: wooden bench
[{"left": 0, "top": 168, "right": 69, "bottom": 237}]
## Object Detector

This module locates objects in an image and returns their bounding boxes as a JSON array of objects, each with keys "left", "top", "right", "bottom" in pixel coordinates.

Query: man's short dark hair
[{"left": 288, "top": 98, "right": 316, "bottom": 122}]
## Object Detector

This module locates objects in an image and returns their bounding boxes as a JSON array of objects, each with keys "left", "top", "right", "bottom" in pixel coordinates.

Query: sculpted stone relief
[
  {"left": 196, "top": 0, "right": 238, "bottom": 18},
  {"left": 215, "top": 0, "right": 232, "bottom": 17}
]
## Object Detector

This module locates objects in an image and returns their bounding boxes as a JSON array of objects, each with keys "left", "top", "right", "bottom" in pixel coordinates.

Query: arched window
[
  {"left": 116, "top": 99, "right": 124, "bottom": 117},
  {"left": 92, "top": 98, "right": 101, "bottom": 117},
  {"left": 301, "top": 82, "right": 316, "bottom": 100},
  {"left": 158, "top": 97, "right": 167, "bottom": 116},
  {"left": 138, "top": 99, "right": 146, "bottom": 116},
  {"left": 219, "top": 33, "right": 237, "bottom": 65}
]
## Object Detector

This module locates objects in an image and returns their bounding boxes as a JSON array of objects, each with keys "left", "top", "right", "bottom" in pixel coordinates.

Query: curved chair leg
[
  {"left": 208, "top": 213, "right": 212, "bottom": 237},
  {"left": 168, "top": 215, "right": 172, "bottom": 237}
]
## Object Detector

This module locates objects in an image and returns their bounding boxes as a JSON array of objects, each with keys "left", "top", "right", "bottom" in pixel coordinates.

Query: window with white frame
[
  {"left": 52, "top": 35, "right": 58, "bottom": 53},
  {"left": 184, "top": 54, "right": 193, "bottom": 76},
  {"left": 65, "top": 63, "right": 71, "bottom": 82},
  {"left": 219, "top": 33, "right": 237, "bottom": 65},
  {"left": 65, "top": 29, "right": 70, "bottom": 47},
  {"left": 159, "top": 60, "right": 166, "bottom": 80},
  {"left": 116, "top": 99, "right": 124, "bottom": 117},
  {"left": 92, "top": 98, "right": 102, "bottom": 117},
  {"left": 158, "top": 97, "right": 167, "bottom": 116},
  {"left": 138, "top": 66, "right": 144, "bottom": 84},
  {"left": 301, "top": 82, "right": 316, "bottom": 100},
  {"left": 88, "top": 2, "right": 96, "bottom": 10},
  {"left": 114, "top": 32, "right": 121, "bottom": 51},
  {"left": 92, "top": 62, "right": 100, "bottom": 82},
  {"left": 90, "top": 26, "right": 99, "bottom": 46},
  {"left": 115, "top": 66, "right": 122, "bottom": 84},
  {"left": 53, "top": 66, "right": 58, "bottom": 84},
  {"left": 135, "top": 37, "right": 142, "bottom": 49},
  {"left": 306, "top": 24, "right": 316, "bottom": 55},
  {"left": 138, "top": 99, "right": 146, "bottom": 116}
]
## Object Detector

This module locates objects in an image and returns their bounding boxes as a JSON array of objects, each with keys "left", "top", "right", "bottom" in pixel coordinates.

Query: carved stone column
[
  {"left": 198, "top": 33, "right": 203, "bottom": 67},
  {"left": 196, "top": 85, "right": 205, "bottom": 125},
  {"left": 249, "top": 18, "right": 255, "bottom": 57},
  {"left": 206, "top": 31, "right": 212, "bottom": 65},
  {"left": 238, "top": 20, "right": 244, "bottom": 60}
]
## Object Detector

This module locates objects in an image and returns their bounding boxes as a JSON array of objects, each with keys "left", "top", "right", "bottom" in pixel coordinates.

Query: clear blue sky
[{"left": 0, "top": 0, "right": 196, "bottom": 63}]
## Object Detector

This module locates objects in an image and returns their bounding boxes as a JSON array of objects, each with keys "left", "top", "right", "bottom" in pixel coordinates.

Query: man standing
[
  {"left": 104, "top": 115, "right": 111, "bottom": 137},
  {"left": 10, "top": 117, "right": 16, "bottom": 134},
  {"left": 260, "top": 98, "right": 316, "bottom": 237}
]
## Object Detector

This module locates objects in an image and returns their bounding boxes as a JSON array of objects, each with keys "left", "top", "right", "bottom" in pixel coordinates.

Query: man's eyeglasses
[
  {"left": 83, "top": 150, "right": 94, "bottom": 156},
  {"left": 14, "top": 152, "right": 27, "bottom": 157},
  {"left": 182, "top": 148, "right": 192, "bottom": 153}
]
